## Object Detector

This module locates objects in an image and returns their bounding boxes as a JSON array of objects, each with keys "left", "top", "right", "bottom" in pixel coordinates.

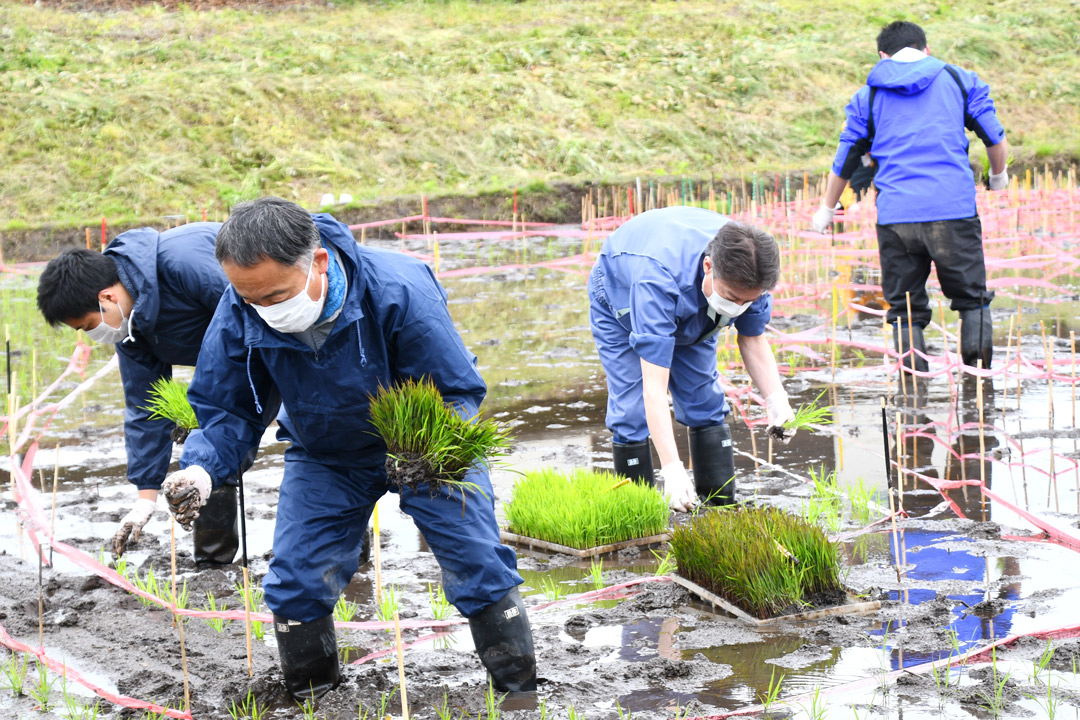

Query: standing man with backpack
[{"left": 813, "top": 21, "right": 1009, "bottom": 372}]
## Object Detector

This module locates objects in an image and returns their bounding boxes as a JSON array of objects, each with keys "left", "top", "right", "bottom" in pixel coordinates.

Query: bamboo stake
[
  {"left": 50, "top": 445, "right": 59, "bottom": 566},
  {"left": 373, "top": 503, "right": 383, "bottom": 606},
  {"left": 38, "top": 539, "right": 44, "bottom": 649},
  {"left": 238, "top": 465, "right": 254, "bottom": 678},
  {"left": 393, "top": 610, "right": 410, "bottom": 720},
  {"left": 170, "top": 519, "right": 191, "bottom": 712},
  {"left": 895, "top": 411, "right": 905, "bottom": 513},
  {"left": 1040, "top": 329, "right": 1059, "bottom": 512},
  {"left": 977, "top": 360, "right": 987, "bottom": 497},
  {"left": 905, "top": 292, "right": 916, "bottom": 378}
]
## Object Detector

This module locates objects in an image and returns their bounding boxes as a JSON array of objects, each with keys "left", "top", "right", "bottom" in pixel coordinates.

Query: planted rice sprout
[
  {"left": 368, "top": 377, "right": 510, "bottom": 496},
  {"left": 772, "top": 390, "right": 833, "bottom": 439},
  {"left": 143, "top": 378, "right": 198, "bottom": 443},
  {"left": 670, "top": 505, "right": 843, "bottom": 619},
  {"left": 504, "top": 468, "right": 668, "bottom": 550}
]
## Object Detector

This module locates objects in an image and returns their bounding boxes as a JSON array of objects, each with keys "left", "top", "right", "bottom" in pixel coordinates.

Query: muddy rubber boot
[
  {"left": 468, "top": 587, "right": 537, "bottom": 692},
  {"left": 612, "top": 439, "right": 654, "bottom": 486},
  {"left": 892, "top": 321, "right": 929, "bottom": 374},
  {"left": 274, "top": 614, "right": 340, "bottom": 701},
  {"left": 959, "top": 306, "right": 993, "bottom": 369},
  {"left": 358, "top": 525, "right": 372, "bottom": 566},
  {"left": 192, "top": 485, "right": 239, "bottom": 565},
  {"left": 688, "top": 424, "right": 736, "bottom": 506}
]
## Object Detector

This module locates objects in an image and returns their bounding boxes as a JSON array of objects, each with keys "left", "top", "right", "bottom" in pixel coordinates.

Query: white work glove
[
  {"left": 660, "top": 462, "right": 697, "bottom": 513},
  {"left": 811, "top": 205, "right": 836, "bottom": 233},
  {"left": 162, "top": 465, "right": 212, "bottom": 531},
  {"left": 988, "top": 168, "right": 1009, "bottom": 191},
  {"left": 112, "top": 497, "right": 157, "bottom": 558},
  {"left": 765, "top": 391, "right": 797, "bottom": 444}
]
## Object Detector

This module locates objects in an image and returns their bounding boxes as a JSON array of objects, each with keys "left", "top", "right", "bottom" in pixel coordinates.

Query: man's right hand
[
  {"left": 162, "top": 466, "right": 212, "bottom": 531},
  {"left": 989, "top": 168, "right": 1009, "bottom": 191},
  {"left": 112, "top": 498, "right": 158, "bottom": 558},
  {"left": 660, "top": 462, "right": 697, "bottom": 513},
  {"left": 811, "top": 205, "right": 836, "bottom": 233}
]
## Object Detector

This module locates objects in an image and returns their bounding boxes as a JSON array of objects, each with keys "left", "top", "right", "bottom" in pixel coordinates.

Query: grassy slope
[{"left": 1, "top": 0, "right": 1078, "bottom": 228}]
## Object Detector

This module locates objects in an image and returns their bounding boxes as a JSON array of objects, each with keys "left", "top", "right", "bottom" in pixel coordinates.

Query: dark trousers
[{"left": 877, "top": 216, "right": 993, "bottom": 327}]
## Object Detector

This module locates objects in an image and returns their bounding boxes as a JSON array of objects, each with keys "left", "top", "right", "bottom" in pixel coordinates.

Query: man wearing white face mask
[
  {"left": 36, "top": 223, "right": 277, "bottom": 563},
  {"left": 589, "top": 206, "right": 794, "bottom": 512}
]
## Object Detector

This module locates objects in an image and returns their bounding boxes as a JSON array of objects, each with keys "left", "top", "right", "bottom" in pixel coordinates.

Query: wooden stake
[
  {"left": 393, "top": 610, "right": 410, "bottom": 720},
  {"left": 895, "top": 411, "right": 905, "bottom": 513},
  {"left": 50, "top": 445, "right": 59, "bottom": 566},
  {"left": 170, "top": 519, "right": 191, "bottom": 712}
]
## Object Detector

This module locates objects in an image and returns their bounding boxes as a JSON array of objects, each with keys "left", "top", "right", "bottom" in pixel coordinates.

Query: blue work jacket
[
  {"left": 105, "top": 223, "right": 228, "bottom": 490},
  {"left": 830, "top": 55, "right": 1006, "bottom": 225},
  {"left": 590, "top": 206, "right": 771, "bottom": 369},
  {"left": 179, "top": 214, "right": 486, "bottom": 483}
]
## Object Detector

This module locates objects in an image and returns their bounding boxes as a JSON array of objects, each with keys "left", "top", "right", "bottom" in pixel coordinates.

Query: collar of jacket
[{"left": 106, "top": 227, "right": 162, "bottom": 335}]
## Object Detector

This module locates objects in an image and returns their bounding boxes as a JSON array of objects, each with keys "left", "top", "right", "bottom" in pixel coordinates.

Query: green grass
[
  {"left": 670, "top": 505, "right": 842, "bottom": 619},
  {"left": 1, "top": 0, "right": 1077, "bottom": 229},
  {"left": 504, "top": 467, "right": 668, "bottom": 549},
  {"left": 142, "top": 377, "right": 198, "bottom": 430},
  {"left": 368, "top": 376, "right": 511, "bottom": 489}
]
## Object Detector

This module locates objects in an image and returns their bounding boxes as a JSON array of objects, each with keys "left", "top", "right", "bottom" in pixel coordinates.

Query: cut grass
[
  {"left": 1, "top": 1, "right": 1078, "bottom": 228},
  {"left": 368, "top": 377, "right": 510, "bottom": 492},
  {"left": 670, "top": 505, "right": 842, "bottom": 619},
  {"left": 504, "top": 467, "right": 668, "bottom": 550}
]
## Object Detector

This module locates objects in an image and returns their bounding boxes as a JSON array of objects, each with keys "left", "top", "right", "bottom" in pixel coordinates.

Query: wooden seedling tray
[
  {"left": 499, "top": 530, "right": 671, "bottom": 559},
  {"left": 671, "top": 574, "right": 881, "bottom": 627}
]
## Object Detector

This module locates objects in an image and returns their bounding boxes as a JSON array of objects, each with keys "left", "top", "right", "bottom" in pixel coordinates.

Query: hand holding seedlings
[
  {"left": 660, "top": 462, "right": 697, "bottom": 512},
  {"left": 112, "top": 497, "right": 158, "bottom": 558},
  {"left": 162, "top": 466, "right": 212, "bottom": 530},
  {"left": 765, "top": 391, "right": 796, "bottom": 443}
]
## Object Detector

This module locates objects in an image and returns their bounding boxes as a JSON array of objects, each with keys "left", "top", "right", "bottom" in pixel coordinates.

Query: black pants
[{"left": 877, "top": 216, "right": 993, "bottom": 327}]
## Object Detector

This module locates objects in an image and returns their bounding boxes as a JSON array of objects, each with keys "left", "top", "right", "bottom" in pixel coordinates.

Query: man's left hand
[
  {"left": 989, "top": 168, "right": 1009, "bottom": 191},
  {"left": 765, "top": 391, "right": 796, "bottom": 444}
]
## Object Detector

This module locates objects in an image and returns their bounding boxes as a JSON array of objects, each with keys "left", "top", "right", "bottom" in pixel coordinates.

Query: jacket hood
[
  {"left": 105, "top": 228, "right": 162, "bottom": 333},
  {"left": 866, "top": 55, "right": 947, "bottom": 94}
]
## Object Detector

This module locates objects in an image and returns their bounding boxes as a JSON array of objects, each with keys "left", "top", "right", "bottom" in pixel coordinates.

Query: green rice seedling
[
  {"left": 296, "top": 695, "right": 317, "bottom": 720},
  {"left": 1024, "top": 678, "right": 1062, "bottom": 719},
  {"left": 567, "top": 703, "right": 583, "bottom": 720},
  {"left": 481, "top": 679, "right": 505, "bottom": 720},
  {"left": 670, "top": 505, "right": 842, "bottom": 619},
  {"left": 228, "top": 688, "right": 267, "bottom": 720},
  {"left": 2, "top": 650, "right": 28, "bottom": 696},
  {"left": 805, "top": 465, "right": 842, "bottom": 533},
  {"left": 588, "top": 558, "right": 604, "bottom": 590},
  {"left": 540, "top": 576, "right": 567, "bottom": 601},
  {"left": 27, "top": 658, "right": 53, "bottom": 712},
  {"left": 142, "top": 377, "right": 198, "bottom": 433},
  {"left": 758, "top": 667, "right": 785, "bottom": 712},
  {"left": 64, "top": 698, "right": 101, "bottom": 720},
  {"left": 614, "top": 700, "right": 632, "bottom": 719},
  {"left": 142, "top": 705, "right": 178, "bottom": 720},
  {"left": 368, "top": 378, "right": 509, "bottom": 497},
  {"left": 504, "top": 468, "right": 668, "bottom": 550},
  {"left": 376, "top": 585, "right": 400, "bottom": 623},
  {"left": 1033, "top": 639, "right": 1055, "bottom": 684},
  {"left": 771, "top": 390, "right": 832, "bottom": 439},
  {"left": 845, "top": 477, "right": 876, "bottom": 526},
  {"left": 235, "top": 580, "right": 266, "bottom": 640},
  {"left": 796, "top": 685, "right": 827, "bottom": 720},
  {"left": 203, "top": 591, "right": 231, "bottom": 633},
  {"left": 334, "top": 595, "right": 361, "bottom": 623},
  {"left": 377, "top": 688, "right": 399, "bottom": 718},
  {"left": 129, "top": 564, "right": 162, "bottom": 608},
  {"left": 652, "top": 549, "right": 676, "bottom": 577},
  {"left": 432, "top": 692, "right": 454, "bottom": 720},
  {"left": 357, "top": 694, "right": 371, "bottom": 720},
  {"left": 428, "top": 583, "right": 454, "bottom": 621},
  {"left": 538, "top": 697, "right": 550, "bottom": 720}
]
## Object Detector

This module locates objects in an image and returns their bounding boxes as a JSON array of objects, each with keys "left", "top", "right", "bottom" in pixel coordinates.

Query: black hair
[
  {"left": 877, "top": 21, "right": 927, "bottom": 56},
  {"left": 215, "top": 196, "right": 321, "bottom": 268},
  {"left": 706, "top": 222, "right": 780, "bottom": 292},
  {"left": 37, "top": 249, "right": 120, "bottom": 327}
]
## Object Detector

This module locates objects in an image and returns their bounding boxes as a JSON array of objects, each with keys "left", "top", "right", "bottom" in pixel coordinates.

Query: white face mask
[
  {"left": 86, "top": 302, "right": 131, "bottom": 344},
  {"left": 708, "top": 291, "right": 753, "bottom": 319},
  {"left": 253, "top": 255, "right": 326, "bottom": 334}
]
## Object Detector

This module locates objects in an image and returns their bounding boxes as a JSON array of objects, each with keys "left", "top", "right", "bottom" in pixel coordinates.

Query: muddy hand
[
  {"left": 111, "top": 497, "right": 158, "bottom": 558},
  {"left": 161, "top": 466, "right": 212, "bottom": 531},
  {"left": 765, "top": 391, "right": 796, "bottom": 445}
]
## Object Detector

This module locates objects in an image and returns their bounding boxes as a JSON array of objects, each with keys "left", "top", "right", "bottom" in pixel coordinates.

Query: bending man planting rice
[
  {"left": 588, "top": 205, "right": 796, "bottom": 512},
  {"left": 159, "top": 197, "right": 535, "bottom": 700}
]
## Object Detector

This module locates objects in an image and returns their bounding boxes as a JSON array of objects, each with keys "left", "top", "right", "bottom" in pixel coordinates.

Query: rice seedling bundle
[
  {"left": 504, "top": 468, "right": 668, "bottom": 550},
  {"left": 143, "top": 377, "right": 198, "bottom": 443},
  {"left": 670, "top": 506, "right": 842, "bottom": 619},
  {"left": 368, "top": 377, "right": 511, "bottom": 490}
]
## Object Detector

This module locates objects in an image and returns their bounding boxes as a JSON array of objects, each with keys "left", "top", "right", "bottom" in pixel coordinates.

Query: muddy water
[{"left": 2, "top": 236, "right": 1080, "bottom": 719}]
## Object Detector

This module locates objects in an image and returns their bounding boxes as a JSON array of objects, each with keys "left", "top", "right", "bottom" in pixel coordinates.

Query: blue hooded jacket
[
  {"left": 104, "top": 222, "right": 228, "bottom": 490},
  {"left": 179, "top": 214, "right": 487, "bottom": 483},
  {"left": 830, "top": 55, "right": 1005, "bottom": 225}
]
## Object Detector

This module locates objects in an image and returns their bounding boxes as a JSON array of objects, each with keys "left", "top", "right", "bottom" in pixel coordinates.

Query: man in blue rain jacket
[
  {"left": 589, "top": 206, "right": 795, "bottom": 512},
  {"left": 160, "top": 197, "right": 534, "bottom": 700},
  {"left": 35, "top": 223, "right": 269, "bottom": 563},
  {"left": 813, "top": 21, "right": 1009, "bottom": 372}
]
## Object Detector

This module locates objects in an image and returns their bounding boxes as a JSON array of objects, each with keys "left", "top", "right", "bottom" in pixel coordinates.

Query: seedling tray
[
  {"left": 500, "top": 530, "right": 671, "bottom": 559},
  {"left": 671, "top": 574, "right": 881, "bottom": 626}
]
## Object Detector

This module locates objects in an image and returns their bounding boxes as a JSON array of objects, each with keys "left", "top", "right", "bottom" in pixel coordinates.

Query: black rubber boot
[
  {"left": 688, "top": 424, "right": 736, "bottom": 506},
  {"left": 192, "top": 485, "right": 239, "bottom": 565},
  {"left": 959, "top": 306, "right": 993, "bottom": 369},
  {"left": 892, "top": 321, "right": 929, "bottom": 374},
  {"left": 612, "top": 439, "right": 654, "bottom": 486},
  {"left": 274, "top": 614, "right": 340, "bottom": 701},
  {"left": 468, "top": 587, "right": 537, "bottom": 692}
]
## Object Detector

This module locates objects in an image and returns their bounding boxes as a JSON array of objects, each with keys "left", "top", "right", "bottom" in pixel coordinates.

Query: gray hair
[
  {"left": 215, "top": 196, "right": 321, "bottom": 268},
  {"left": 706, "top": 222, "right": 780, "bottom": 292}
]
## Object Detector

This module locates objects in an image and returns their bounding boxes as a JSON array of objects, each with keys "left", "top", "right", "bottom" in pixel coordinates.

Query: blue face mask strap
[{"left": 245, "top": 346, "right": 264, "bottom": 414}]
